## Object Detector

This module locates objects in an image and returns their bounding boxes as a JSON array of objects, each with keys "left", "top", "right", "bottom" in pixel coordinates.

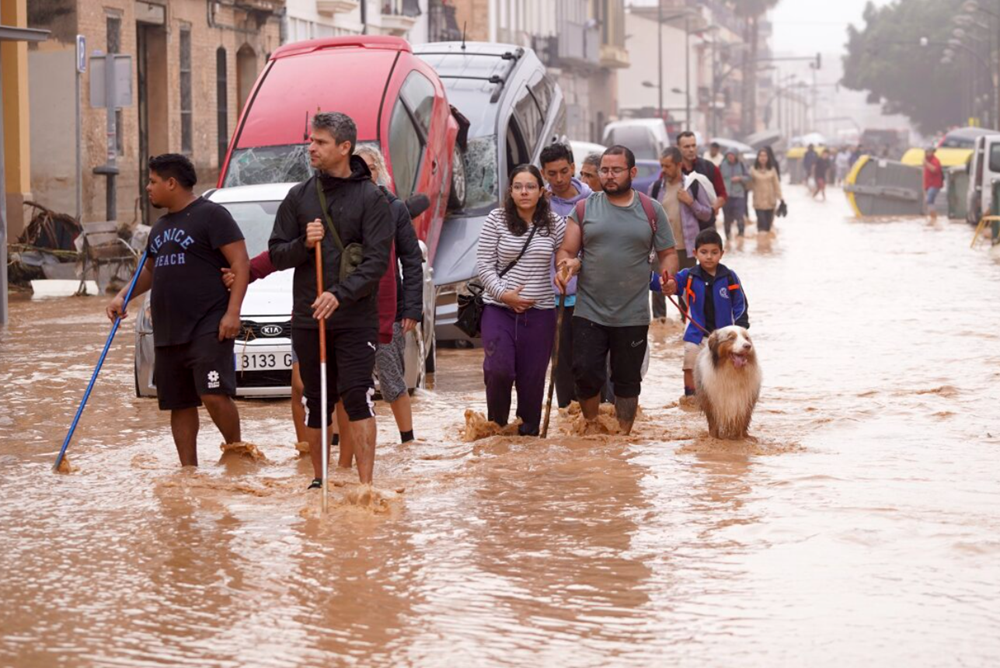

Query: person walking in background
[
  {"left": 750, "top": 148, "right": 783, "bottom": 237},
  {"left": 706, "top": 142, "right": 724, "bottom": 168},
  {"left": 923, "top": 147, "right": 944, "bottom": 222},
  {"left": 556, "top": 146, "right": 679, "bottom": 435},
  {"left": 269, "top": 112, "right": 394, "bottom": 490},
  {"left": 677, "top": 131, "right": 725, "bottom": 217},
  {"left": 835, "top": 148, "right": 852, "bottom": 185},
  {"left": 803, "top": 144, "right": 818, "bottom": 191},
  {"left": 106, "top": 154, "right": 250, "bottom": 467},
  {"left": 580, "top": 153, "right": 603, "bottom": 194},
  {"left": 719, "top": 149, "right": 749, "bottom": 240},
  {"left": 650, "top": 147, "right": 710, "bottom": 277},
  {"left": 476, "top": 165, "right": 566, "bottom": 436},
  {"left": 540, "top": 143, "right": 592, "bottom": 410},
  {"left": 812, "top": 149, "right": 831, "bottom": 201}
]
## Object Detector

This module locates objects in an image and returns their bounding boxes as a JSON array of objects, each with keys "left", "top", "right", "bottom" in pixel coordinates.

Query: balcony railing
[
  {"left": 557, "top": 19, "right": 600, "bottom": 67},
  {"left": 382, "top": 0, "right": 421, "bottom": 35}
]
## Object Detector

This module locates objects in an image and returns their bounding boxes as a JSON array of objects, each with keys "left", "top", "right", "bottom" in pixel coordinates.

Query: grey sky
[{"left": 770, "top": 0, "right": 892, "bottom": 56}]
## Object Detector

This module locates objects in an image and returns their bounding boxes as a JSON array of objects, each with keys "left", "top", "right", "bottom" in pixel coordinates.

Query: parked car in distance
[
  {"left": 134, "top": 184, "right": 437, "bottom": 398},
  {"left": 219, "top": 35, "right": 463, "bottom": 272},
  {"left": 706, "top": 137, "right": 756, "bottom": 164},
  {"left": 602, "top": 118, "right": 671, "bottom": 163},
  {"left": 964, "top": 132, "right": 1000, "bottom": 225},
  {"left": 938, "top": 126, "right": 996, "bottom": 150},
  {"left": 415, "top": 41, "right": 566, "bottom": 343},
  {"left": 568, "top": 140, "right": 607, "bottom": 173}
]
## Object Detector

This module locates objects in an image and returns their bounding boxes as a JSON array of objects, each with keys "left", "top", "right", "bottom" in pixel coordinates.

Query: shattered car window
[
  {"left": 462, "top": 135, "right": 499, "bottom": 212},
  {"left": 224, "top": 145, "right": 312, "bottom": 187}
]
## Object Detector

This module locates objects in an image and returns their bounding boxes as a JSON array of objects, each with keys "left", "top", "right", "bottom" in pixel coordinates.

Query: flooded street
[{"left": 2, "top": 187, "right": 999, "bottom": 666}]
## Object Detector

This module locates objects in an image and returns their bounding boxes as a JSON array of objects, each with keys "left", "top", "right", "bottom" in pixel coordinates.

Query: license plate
[{"left": 236, "top": 351, "right": 292, "bottom": 372}]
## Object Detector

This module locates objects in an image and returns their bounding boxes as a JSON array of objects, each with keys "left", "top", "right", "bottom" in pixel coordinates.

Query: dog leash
[{"left": 665, "top": 294, "right": 712, "bottom": 336}]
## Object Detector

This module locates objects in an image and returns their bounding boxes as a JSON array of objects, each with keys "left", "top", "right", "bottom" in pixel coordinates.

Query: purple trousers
[{"left": 481, "top": 304, "right": 557, "bottom": 435}]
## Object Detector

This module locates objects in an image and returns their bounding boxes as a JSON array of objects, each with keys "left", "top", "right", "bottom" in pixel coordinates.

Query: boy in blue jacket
[{"left": 654, "top": 228, "right": 749, "bottom": 397}]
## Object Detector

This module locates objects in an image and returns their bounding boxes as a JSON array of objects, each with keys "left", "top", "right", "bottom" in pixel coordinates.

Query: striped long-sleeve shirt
[{"left": 476, "top": 208, "right": 566, "bottom": 310}]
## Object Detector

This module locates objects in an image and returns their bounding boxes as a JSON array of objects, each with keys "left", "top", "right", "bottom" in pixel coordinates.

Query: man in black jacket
[{"left": 269, "top": 112, "right": 394, "bottom": 489}]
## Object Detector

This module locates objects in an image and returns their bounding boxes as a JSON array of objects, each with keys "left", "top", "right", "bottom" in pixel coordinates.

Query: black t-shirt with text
[{"left": 145, "top": 197, "right": 244, "bottom": 347}]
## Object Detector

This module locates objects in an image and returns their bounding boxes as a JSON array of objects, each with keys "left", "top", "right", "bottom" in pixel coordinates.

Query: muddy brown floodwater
[{"left": 2, "top": 188, "right": 999, "bottom": 667}]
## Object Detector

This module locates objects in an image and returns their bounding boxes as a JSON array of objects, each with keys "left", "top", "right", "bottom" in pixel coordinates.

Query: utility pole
[
  {"left": 685, "top": 15, "right": 691, "bottom": 130},
  {"left": 657, "top": 0, "right": 663, "bottom": 122}
]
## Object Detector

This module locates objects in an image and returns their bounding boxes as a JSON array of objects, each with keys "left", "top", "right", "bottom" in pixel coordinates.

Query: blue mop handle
[{"left": 53, "top": 250, "right": 149, "bottom": 472}]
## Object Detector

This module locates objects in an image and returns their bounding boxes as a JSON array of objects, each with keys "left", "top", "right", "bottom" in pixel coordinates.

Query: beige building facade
[
  {"left": 27, "top": 0, "right": 283, "bottom": 231},
  {"left": 446, "top": 0, "right": 629, "bottom": 144}
]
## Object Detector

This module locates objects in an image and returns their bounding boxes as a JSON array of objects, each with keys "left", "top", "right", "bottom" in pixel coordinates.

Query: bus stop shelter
[{"left": 0, "top": 24, "right": 49, "bottom": 325}]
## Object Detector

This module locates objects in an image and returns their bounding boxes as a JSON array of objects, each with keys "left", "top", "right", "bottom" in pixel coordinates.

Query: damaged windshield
[
  {"left": 223, "top": 141, "right": 382, "bottom": 188},
  {"left": 224, "top": 145, "right": 311, "bottom": 188},
  {"left": 462, "top": 135, "right": 499, "bottom": 212}
]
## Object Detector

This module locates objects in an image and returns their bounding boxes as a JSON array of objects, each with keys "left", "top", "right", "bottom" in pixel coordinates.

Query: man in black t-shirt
[{"left": 107, "top": 154, "right": 250, "bottom": 466}]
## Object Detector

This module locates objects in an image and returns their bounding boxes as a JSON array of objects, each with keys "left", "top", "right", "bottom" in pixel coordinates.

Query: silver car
[{"left": 134, "top": 183, "right": 436, "bottom": 398}]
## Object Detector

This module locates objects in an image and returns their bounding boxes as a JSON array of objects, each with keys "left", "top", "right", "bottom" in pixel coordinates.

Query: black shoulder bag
[
  {"left": 456, "top": 225, "right": 538, "bottom": 338},
  {"left": 315, "top": 179, "right": 365, "bottom": 283}
]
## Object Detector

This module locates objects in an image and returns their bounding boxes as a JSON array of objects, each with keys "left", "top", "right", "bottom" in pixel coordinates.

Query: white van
[{"left": 965, "top": 132, "right": 1000, "bottom": 225}]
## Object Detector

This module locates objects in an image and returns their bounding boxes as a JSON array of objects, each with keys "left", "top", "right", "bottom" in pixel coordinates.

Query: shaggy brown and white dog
[{"left": 694, "top": 326, "right": 762, "bottom": 440}]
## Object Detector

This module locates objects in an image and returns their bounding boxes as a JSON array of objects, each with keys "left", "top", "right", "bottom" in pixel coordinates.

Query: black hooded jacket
[
  {"left": 269, "top": 155, "right": 394, "bottom": 330},
  {"left": 380, "top": 186, "right": 424, "bottom": 323}
]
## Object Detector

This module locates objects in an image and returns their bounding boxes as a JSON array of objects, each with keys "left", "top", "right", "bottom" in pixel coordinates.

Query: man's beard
[{"left": 603, "top": 176, "right": 633, "bottom": 195}]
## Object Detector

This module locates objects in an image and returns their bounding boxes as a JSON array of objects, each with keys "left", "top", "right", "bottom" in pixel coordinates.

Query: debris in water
[
  {"left": 294, "top": 441, "right": 310, "bottom": 454},
  {"left": 461, "top": 410, "right": 521, "bottom": 442},
  {"left": 297, "top": 483, "right": 401, "bottom": 517},
  {"left": 678, "top": 433, "right": 803, "bottom": 456},
  {"left": 219, "top": 441, "right": 269, "bottom": 463},
  {"left": 55, "top": 456, "right": 76, "bottom": 474}
]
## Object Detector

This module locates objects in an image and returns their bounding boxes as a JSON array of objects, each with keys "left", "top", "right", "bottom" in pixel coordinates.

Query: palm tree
[{"left": 733, "top": 0, "right": 781, "bottom": 137}]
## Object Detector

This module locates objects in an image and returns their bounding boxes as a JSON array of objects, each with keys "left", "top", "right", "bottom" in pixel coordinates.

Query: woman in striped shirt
[{"left": 476, "top": 164, "right": 567, "bottom": 436}]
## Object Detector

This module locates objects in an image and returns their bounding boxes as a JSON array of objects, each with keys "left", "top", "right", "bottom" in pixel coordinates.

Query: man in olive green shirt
[{"left": 556, "top": 145, "right": 679, "bottom": 434}]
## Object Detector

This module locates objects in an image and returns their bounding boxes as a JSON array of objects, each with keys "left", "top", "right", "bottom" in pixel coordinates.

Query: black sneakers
[{"left": 307, "top": 478, "right": 322, "bottom": 490}]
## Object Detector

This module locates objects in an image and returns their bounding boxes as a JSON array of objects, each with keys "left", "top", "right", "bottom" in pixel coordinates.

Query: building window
[
  {"left": 180, "top": 26, "right": 193, "bottom": 154},
  {"left": 217, "top": 48, "right": 228, "bottom": 167},
  {"left": 106, "top": 15, "right": 121, "bottom": 53},
  {"left": 107, "top": 14, "right": 124, "bottom": 155}
]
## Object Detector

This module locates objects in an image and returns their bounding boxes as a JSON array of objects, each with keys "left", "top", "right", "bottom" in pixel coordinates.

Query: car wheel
[{"left": 447, "top": 142, "right": 466, "bottom": 211}]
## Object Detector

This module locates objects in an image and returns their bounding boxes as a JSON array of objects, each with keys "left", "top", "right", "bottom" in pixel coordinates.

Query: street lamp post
[
  {"left": 959, "top": 0, "right": 1000, "bottom": 126},
  {"left": 657, "top": 0, "right": 663, "bottom": 123}
]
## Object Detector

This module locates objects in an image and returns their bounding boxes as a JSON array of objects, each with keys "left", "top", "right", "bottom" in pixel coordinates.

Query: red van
[{"left": 219, "top": 35, "right": 465, "bottom": 262}]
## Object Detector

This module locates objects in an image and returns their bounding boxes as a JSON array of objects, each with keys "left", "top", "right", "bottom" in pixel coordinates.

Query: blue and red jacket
[{"left": 657, "top": 263, "right": 749, "bottom": 344}]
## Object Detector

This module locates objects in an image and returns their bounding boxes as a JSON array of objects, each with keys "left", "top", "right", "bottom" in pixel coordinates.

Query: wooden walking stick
[{"left": 541, "top": 282, "right": 567, "bottom": 439}]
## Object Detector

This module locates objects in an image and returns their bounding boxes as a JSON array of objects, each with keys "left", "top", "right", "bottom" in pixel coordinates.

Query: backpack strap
[{"left": 636, "top": 191, "right": 658, "bottom": 236}]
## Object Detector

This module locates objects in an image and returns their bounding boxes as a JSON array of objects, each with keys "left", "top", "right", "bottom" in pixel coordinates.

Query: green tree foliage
[{"left": 842, "top": 0, "right": 969, "bottom": 134}]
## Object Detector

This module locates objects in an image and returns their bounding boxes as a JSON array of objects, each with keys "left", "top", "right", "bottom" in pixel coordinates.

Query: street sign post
[
  {"left": 89, "top": 52, "right": 132, "bottom": 221},
  {"left": 75, "top": 35, "right": 86, "bottom": 221}
]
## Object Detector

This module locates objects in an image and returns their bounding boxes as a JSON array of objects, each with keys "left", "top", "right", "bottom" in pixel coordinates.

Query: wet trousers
[
  {"left": 723, "top": 196, "right": 746, "bottom": 236},
  {"left": 756, "top": 208, "right": 775, "bottom": 232},
  {"left": 482, "top": 304, "right": 557, "bottom": 435},
  {"left": 555, "top": 304, "right": 576, "bottom": 409}
]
